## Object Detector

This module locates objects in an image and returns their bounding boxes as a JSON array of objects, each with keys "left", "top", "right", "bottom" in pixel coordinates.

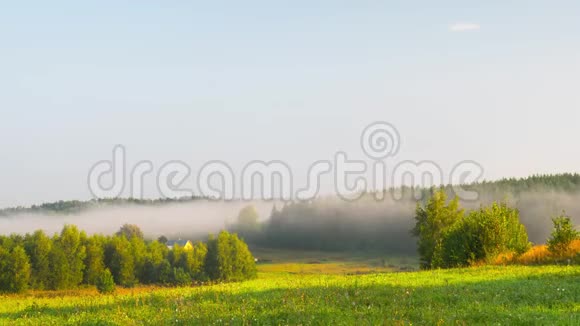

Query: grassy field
[
  {"left": 252, "top": 247, "right": 419, "bottom": 274},
  {"left": 0, "top": 263, "right": 578, "bottom": 325}
]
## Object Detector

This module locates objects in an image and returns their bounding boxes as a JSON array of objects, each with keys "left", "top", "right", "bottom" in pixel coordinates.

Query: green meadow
[{"left": 0, "top": 264, "right": 578, "bottom": 325}]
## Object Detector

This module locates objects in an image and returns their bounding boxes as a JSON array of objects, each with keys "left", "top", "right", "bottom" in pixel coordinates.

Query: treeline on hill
[
  {"left": 0, "top": 224, "right": 256, "bottom": 294},
  {"left": 228, "top": 174, "right": 580, "bottom": 253},
  {"left": 412, "top": 190, "right": 580, "bottom": 269},
  {"left": 0, "top": 197, "right": 205, "bottom": 217}
]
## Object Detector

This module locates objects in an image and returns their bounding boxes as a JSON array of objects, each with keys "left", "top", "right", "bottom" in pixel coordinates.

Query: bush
[
  {"left": 96, "top": 269, "right": 116, "bottom": 294},
  {"left": 204, "top": 231, "right": 258, "bottom": 281},
  {"left": 172, "top": 268, "right": 191, "bottom": 286},
  {"left": 435, "top": 202, "right": 530, "bottom": 268},
  {"left": 547, "top": 215, "right": 579, "bottom": 258},
  {"left": 494, "top": 240, "right": 580, "bottom": 265},
  {"left": 412, "top": 190, "right": 464, "bottom": 269}
]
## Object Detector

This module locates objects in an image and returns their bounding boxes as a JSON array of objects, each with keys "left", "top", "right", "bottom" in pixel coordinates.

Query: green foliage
[
  {"left": 96, "top": 268, "right": 116, "bottom": 294},
  {"left": 46, "top": 238, "right": 69, "bottom": 290},
  {"left": 156, "top": 259, "right": 173, "bottom": 285},
  {"left": 205, "top": 231, "right": 257, "bottom": 282},
  {"left": 412, "top": 189, "right": 464, "bottom": 269},
  {"left": 142, "top": 241, "right": 170, "bottom": 284},
  {"left": 436, "top": 202, "right": 530, "bottom": 268},
  {"left": 105, "top": 236, "right": 136, "bottom": 287},
  {"left": 58, "top": 225, "right": 86, "bottom": 287},
  {"left": 169, "top": 242, "right": 207, "bottom": 281},
  {"left": 116, "top": 224, "right": 144, "bottom": 240},
  {"left": 0, "top": 224, "right": 256, "bottom": 293},
  {"left": 172, "top": 268, "right": 191, "bottom": 286},
  {"left": 204, "top": 235, "right": 220, "bottom": 281},
  {"left": 24, "top": 230, "right": 52, "bottom": 290},
  {"left": 547, "top": 214, "right": 579, "bottom": 257},
  {"left": 84, "top": 236, "right": 106, "bottom": 285},
  {"left": 0, "top": 246, "right": 31, "bottom": 293},
  {"left": 191, "top": 242, "right": 208, "bottom": 280},
  {"left": 130, "top": 236, "right": 147, "bottom": 281},
  {"left": 0, "top": 246, "right": 9, "bottom": 292}
]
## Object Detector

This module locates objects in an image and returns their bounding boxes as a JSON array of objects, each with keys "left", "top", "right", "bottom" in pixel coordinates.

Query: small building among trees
[{"left": 166, "top": 239, "right": 193, "bottom": 251}]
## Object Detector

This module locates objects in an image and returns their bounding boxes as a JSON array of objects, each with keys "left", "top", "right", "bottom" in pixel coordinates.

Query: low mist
[
  {"left": 0, "top": 191, "right": 578, "bottom": 247},
  {"left": 0, "top": 201, "right": 274, "bottom": 241}
]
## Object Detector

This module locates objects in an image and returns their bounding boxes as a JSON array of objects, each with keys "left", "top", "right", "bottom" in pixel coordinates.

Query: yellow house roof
[{"left": 166, "top": 240, "right": 193, "bottom": 251}]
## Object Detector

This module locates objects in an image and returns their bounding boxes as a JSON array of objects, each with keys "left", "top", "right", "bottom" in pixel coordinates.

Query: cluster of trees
[
  {"left": 0, "top": 224, "right": 256, "bottom": 294},
  {"left": 413, "top": 189, "right": 579, "bottom": 269},
  {"left": 226, "top": 174, "right": 580, "bottom": 254},
  {"left": 229, "top": 199, "right": 416, "bottom": 254}
]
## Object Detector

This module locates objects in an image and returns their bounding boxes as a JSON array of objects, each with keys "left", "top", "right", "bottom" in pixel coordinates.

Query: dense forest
[
  {"left": 229, "top": 174, "right": 580, "bottom": 253},
  {"left": 0, "top": 224, "right": 256, "bottom": 294},
  {"left": 2, "top": 174, "right": 580, "bottom": 255}
]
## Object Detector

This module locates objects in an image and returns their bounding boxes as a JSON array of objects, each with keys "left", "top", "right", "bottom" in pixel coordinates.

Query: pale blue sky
[{"left": 1, "top": 1, "right": 579, "bottom": 207}]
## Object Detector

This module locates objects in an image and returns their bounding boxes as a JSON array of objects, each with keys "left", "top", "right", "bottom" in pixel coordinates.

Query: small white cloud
[{"left": 449, "top": 23, "right": 480, "bottom": 32}]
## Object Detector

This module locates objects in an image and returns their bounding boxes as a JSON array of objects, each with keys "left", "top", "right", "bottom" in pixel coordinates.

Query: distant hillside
[
  {"left": 460, "top": 173, "right": 580, "bottom": 195},
  {"left": 0, "top": 197, "right": 205, "bottom": 217},
  {"left": 2, "top": 173, "right": 580, "bottom": 217}
]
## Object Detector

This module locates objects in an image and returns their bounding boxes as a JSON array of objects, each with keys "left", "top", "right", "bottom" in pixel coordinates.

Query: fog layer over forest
[
  {"left": 2, "top": 174, "right": 580, "bottom": 254},
  {"left": 0, "top": 201, "right": 274, "bottom": 240}
]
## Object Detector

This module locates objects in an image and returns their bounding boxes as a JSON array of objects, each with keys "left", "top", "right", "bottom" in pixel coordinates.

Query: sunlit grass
[
  {"left": 257, "top": 262, "right": 395, "bottom": 274},
  {"left": 0, "top": 265, "right": 578, "bottom": 325}
]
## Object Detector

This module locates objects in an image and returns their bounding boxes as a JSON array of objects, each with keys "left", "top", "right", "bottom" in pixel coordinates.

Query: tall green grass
[{"left": 0, "top": 265, "right": 578, "bottom": 325}]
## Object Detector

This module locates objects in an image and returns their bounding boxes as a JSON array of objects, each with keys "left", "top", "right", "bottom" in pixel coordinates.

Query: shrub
[
  {"left": 96, "top": 269, "right": 116, "bottom": 294},
  {"left": 494, "top": 240, "right": 580, "bottom": 265},
  {"left": 412, "top": 190, "right": 464, "bottom": 269},
  {"left": 435, "top": 202, "right": 530, "bottom": 268},
  {"left": 205, "top": 231, "right": 257, "bottom": 281},
  {"left": 547, "top": 215, "right": 579, "bottom": 258},
  {"left": 172, "top": 268, "right": 191, "bottom": 286}
]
